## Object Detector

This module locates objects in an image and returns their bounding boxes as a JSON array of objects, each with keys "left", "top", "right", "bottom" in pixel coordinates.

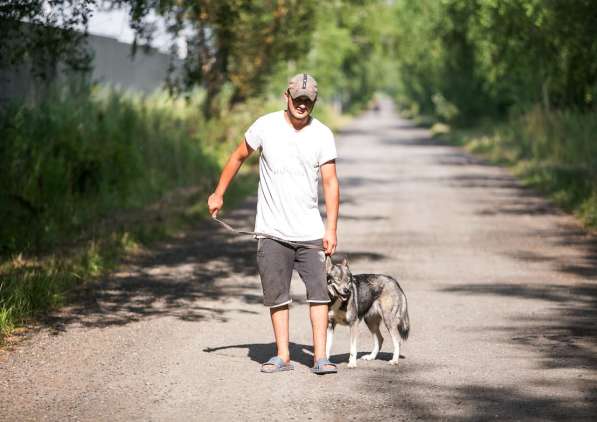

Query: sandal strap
[
  {"left": 264, "top": 356, "right": 285, "bottom": 367},
  {"left": 314, "top": 358, "right": 336, "bottom": 368}
]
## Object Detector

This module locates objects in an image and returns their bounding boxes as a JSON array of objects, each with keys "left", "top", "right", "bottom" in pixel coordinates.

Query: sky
[{"left": 87, "top": 4, "right": 187, "bottom": 57}]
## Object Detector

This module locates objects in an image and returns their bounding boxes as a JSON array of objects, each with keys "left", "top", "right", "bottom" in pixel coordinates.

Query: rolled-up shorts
[{"left": 256, "top": 238, "right": 330, "bottom": 308}]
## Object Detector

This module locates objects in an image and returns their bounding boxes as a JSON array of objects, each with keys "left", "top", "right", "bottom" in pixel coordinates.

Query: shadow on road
[
  {"left": 435, "top": 152, "right": 492, "bottom": 167},
  {"left": 41, "top": 190, "right": 392, "bottom": 334},
  {"left": 536, "top": 224, "right": 597, "bottom": 278},
  {"left": 443, "top": 383, "right": 597, "bottom": 421},
  {"left": 446, "top": 173, "right": 523, "bottom": 190},
  {"left": 44, "top": 199, "right": 264, "bottom": 331},
  {"left": 329, "top": 351, "right": 401, "bottom": 364},
  {"left": 340, "top": 214, "right": 388, "bottom": 222},
  {"left": 202, "top": 342, "right": 400, "bottom": 368},
  {"left": 203, "top": 341, "right": 315, "bottom": 367},
  {"left": 442, "top": 282, "right": 597, "bottom": 372},
  {"left": 359, "top": 375, "right": 597, "bottom": 421}
]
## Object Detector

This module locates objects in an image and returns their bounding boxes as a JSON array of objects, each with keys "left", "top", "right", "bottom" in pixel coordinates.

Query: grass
[
  {"left": 0, "top": 86, "right": 220, "bottom": 254},
  {"left": 434, "top": 106, "right": 597, "bottom": 230}
]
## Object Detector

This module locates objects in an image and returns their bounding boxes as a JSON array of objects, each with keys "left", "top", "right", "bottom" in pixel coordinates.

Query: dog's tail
[{"left": 398, "top": 296, "right": 410, "bottom": 341}]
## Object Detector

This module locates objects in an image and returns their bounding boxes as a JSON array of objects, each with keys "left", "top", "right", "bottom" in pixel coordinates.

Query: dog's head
[{"left": 325, "top": 256, "right": 353, "bottom": 302}]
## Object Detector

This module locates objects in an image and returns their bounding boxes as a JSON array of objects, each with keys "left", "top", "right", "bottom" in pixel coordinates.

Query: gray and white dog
[{"left": 325, "top": 256, "right": 410, "bottom": 368}]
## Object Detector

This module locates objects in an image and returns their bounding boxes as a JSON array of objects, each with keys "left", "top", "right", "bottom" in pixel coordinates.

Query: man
[{"left": 207, "top": 73, "right": 340, "bottom": 375}]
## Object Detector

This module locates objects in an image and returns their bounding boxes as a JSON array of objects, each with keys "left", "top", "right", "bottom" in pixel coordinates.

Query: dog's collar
[{"left": 350, "top": 276, "right": 359, "bottom": 317}]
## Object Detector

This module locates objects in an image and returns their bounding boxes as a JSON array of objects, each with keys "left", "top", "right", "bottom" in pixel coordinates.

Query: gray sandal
[
  {"left": 311, "top": 358, "right": 338, "bottom": 375},
  {"left": 261, "top": 356, "right": 294, "bottom": 373}
]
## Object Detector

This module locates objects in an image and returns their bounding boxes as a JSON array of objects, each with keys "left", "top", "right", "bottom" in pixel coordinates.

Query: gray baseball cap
[{"left": 288, "top": 73, "right": 318, "bottom": 101}]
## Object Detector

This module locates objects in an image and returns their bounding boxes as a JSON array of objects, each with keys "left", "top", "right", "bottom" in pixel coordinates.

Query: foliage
[
  {"left": 0, "top": 0, "right": 94, "bottom": 75},
  {"left": 1, "top": 0, "right": 398, "bottom": 116},
  {"left": 391, "top": 0, "right": 597, "bottom": 123},
  {"left": 111, "top": 0, "right": 317, "bottom": 114},
  {"left": 469, "top": 0, "right": 597, "bottom": 111},
  {"left": 311, "top": 0, "right": 397, "bottom": 112},
  {"left": 0, "top": 85, "right": 219, "bottom": 255},
  {"left": 260, "top": 0, "right": 397, "bottom": 113}
]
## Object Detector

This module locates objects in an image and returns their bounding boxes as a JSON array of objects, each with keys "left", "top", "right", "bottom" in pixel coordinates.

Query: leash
[{"left": 211, "top": 216, "right": 324, "bottom": 250}]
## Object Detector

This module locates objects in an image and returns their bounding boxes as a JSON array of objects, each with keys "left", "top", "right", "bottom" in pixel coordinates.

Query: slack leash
[{"left": 211, "top": 216, "right": 325, "bottom": 251}]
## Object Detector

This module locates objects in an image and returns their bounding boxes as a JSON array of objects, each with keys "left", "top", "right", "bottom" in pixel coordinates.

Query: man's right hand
[
  {"left": 208, "top": 193, "right": 224, "bottom": 218},
  {"left": 206, "top": 138, "right": 254, "bottom": 219}
]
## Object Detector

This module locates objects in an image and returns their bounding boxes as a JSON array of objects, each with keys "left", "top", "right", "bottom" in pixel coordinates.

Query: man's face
[{"left": 286, "top": 91, "right": 315, "bottom": 120}]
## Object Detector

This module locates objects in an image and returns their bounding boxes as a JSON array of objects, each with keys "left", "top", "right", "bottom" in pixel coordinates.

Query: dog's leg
[
  {"left": 347, "top": 323, "right": 358, "bottom": 368},
  {"left": 326, "top": 322, "right": 335, "bottom": 359},
  {"left": 387, "top": 325, "right": 401, "bottom": 365},
  {"left": 382, "top": 308, "right": 402, "bottom": 366},
  {"left": 361, "top": 316, "right": 383, "bottom": 361}
]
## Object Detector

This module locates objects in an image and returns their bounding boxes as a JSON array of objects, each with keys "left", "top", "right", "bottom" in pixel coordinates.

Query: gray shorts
[{"left": 256, "top": 238, "right": 330, "bottom": 308}]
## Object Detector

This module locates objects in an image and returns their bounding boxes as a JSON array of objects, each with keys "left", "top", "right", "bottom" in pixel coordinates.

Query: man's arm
[
  {"left": 321, "top": 160, "right": 339, "bottom": 255},
  {"left": 207, "top": 139, "right": 254, "bottom": 217}
]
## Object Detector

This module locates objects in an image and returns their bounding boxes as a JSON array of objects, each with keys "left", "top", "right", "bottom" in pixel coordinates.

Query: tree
[
  {"left": 116, "top": 0, "right": 317, "bottom": 115},
  {"left": 284, "top": 0, "right": 395, "bottom": 112},
  {"left": 390, "top": 0, "right": 597, "bottom": 123},
  {"left": 0, "top": 0, "right": 94, "bottom": 78}
]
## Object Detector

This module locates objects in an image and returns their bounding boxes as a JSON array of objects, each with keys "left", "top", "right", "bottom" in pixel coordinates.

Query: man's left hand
[{"left": 323, "top": 230, "right": 337, "bottom": 255}]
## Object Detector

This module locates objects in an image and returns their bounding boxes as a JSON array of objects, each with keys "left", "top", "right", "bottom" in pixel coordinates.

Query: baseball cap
[{"left": 288, "top": 73, "right": 318, "bottom": 101}]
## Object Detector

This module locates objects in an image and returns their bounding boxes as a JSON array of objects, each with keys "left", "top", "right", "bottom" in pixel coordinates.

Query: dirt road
[{"left": 1, "top": 102, "right": 596, "bottom": 421}]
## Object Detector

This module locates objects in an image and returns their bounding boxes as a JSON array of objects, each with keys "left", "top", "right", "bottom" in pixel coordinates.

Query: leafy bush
[{"left": 0, "top": 86, "right": 222, "bottom": 254}]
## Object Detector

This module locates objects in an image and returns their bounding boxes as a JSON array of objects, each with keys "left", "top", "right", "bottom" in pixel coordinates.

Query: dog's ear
[
  {"left": 325, "top": 255, "right": 334, "bottom": 273},
  {"left": 341, "top": 256, "right": 349, "bottom": 270}
]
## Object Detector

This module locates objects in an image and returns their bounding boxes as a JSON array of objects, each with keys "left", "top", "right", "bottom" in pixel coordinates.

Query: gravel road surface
[{"left": 1, "top": 102, "right": 596, "bottom": 421}]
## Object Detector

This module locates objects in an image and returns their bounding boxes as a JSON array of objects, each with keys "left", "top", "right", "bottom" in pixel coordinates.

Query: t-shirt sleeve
[
  {"left": 244, "top": 118, "right": 262, "bottom": 150},
  {"left": 318, "top": 128, "right": 337, "bottom": 165}
]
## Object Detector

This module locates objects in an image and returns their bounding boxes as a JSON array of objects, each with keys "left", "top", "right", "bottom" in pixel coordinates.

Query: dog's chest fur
[{"left": 328, "top": 296, "right": 350, "bottom": 325}]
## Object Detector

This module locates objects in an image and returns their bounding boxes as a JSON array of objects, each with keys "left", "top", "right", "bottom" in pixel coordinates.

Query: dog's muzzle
[{"left": 328, "top": 282, "right": 351, "bottom": 301}]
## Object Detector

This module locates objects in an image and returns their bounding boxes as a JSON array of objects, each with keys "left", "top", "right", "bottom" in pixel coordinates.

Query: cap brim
[{"left": 290, "top": 89, "right": 317, "bottom": 102}]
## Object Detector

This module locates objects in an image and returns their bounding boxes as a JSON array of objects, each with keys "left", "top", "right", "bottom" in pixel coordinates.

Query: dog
[{"left": 325, "top": 256, "right": 410, "bottom": 368}]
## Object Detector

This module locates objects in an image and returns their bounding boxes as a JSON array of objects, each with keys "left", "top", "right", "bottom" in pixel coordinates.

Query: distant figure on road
[
  {"left": 208, "top": 73, "right": 340, "bottom": 375},
  {"left": 371, "top": 96, "right": 381, "bottom": 113}
]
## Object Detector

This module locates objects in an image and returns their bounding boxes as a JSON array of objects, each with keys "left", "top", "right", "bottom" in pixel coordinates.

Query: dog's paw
[
  {"left": 360, "top": 354, "right": 375, "bottom": 361},
  {"left": 347, "top": 359, "right": 357, "bottom": 369},
  {"left": 388, "top": 360, "right": 399, "bottom": 366}
]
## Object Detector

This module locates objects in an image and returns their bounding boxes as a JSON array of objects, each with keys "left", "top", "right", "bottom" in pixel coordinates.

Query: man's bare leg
[
  {"left": 310, "top": 303, "right": 335, "bottom": 370},
  {"left": 262, "top": 304, "right": 290, "bottom": 369}
]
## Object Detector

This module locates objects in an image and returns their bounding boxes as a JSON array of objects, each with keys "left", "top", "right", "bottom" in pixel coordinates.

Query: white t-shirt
[{"left": 244, "top": 110, "right": 337, "bottom": 241}]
